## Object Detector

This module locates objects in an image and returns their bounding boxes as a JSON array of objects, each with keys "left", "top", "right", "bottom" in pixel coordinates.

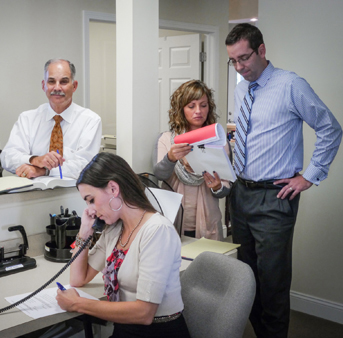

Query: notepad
[
  {"left": 181, "top": 237, "right": 240, "bottom": 260},
  {"left": 0, "top": 176, "right": 34, "bottom": 194}
]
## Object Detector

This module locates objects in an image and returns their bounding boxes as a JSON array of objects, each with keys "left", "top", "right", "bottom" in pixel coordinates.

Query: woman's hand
[
  {"left": 203, "top": 171, "right": 222, "bottom": 191},
  {"left": 56, "top": 288, "right": 80, "bottom": 312},
  {"left": 167, "top": 143, "right": 192, "bottom": 162},
  {"left": 79, "top": 208, "right": 97, "bottom": 238}
]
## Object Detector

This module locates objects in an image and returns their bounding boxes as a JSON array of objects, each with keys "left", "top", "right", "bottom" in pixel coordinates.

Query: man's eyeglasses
[{"left": 228, "top": 50, "right": 256, "bottom": 66}]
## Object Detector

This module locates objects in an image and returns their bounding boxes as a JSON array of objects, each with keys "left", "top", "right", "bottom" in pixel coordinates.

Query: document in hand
[{"left": 174, "top": 123, "right": 237, "bottom": 182}]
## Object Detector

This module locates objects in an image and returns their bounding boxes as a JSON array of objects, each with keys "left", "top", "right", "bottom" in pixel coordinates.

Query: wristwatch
[{"left": 44, "top": 167, "right": 50, "bottom": 176}]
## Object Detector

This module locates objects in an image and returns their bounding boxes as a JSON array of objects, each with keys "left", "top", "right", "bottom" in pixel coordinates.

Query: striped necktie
[
  {"left": 234, "top": 82, "right": 258, "bottom": 175},
  {"left": 49, "top": 115, "right": 63, "bottom": 157}
]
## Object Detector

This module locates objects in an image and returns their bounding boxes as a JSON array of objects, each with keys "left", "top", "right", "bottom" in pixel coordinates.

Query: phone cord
[{"left": 0, "top": 235, "right": 92, "bottom": 314}]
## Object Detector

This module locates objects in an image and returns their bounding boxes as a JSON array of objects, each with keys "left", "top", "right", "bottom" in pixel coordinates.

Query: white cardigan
[{"left": 88, "top": 213, "right": 184, "bottom": 317}]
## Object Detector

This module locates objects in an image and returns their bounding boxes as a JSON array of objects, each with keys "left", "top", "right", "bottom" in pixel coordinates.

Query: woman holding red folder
[{"left": 153, "top": 80, "right": 232, "bottom": 240}]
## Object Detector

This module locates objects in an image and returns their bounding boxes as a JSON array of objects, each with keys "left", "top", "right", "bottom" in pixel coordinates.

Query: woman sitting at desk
[
  {"left": 56, "top": 153, "right": 190, "bottom": 338},
  {"left": 153, "top": 80, "right": 231, "bottom": 240}
]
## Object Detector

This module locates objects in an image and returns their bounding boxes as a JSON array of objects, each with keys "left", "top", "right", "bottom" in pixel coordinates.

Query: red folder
[{"left": 174, "top": 123, "right": 226, "bottom": 146}]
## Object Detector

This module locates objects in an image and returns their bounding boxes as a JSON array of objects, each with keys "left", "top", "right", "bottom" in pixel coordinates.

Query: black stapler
[{"left": 0, "top": 225, "right": 36, "bottom": 277}]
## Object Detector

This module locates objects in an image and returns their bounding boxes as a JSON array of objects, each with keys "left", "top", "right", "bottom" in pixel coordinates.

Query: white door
[{"left": 158, "top": 34, "right": 201, "bottom": 132}]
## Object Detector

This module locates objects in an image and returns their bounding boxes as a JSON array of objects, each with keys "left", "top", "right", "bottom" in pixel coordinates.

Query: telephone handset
[
  {"left": 0, "top": 218, "right": 104, "bottom": 314},
  {"left": 92, "top": 217, "right": 106, "bottom": 232}
]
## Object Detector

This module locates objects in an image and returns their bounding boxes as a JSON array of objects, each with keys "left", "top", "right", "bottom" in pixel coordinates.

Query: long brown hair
[
  {"left": 168, "top": 80, "right": 218, "bottom": 135},
  {"left": 77, "top": 153, "right": 156, "bottom": 213}
]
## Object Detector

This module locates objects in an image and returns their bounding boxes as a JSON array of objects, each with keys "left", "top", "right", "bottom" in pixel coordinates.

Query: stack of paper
[{"left": 181, "top": 237, "right": 240, "bottom": 260}]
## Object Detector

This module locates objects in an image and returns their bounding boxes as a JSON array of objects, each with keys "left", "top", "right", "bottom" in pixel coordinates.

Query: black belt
[
  {"left": 153, "top": 312, "right": 182, "bottom": 323},
  {"left": 237, "top": 177, "right": 286, "bottom": 189}
]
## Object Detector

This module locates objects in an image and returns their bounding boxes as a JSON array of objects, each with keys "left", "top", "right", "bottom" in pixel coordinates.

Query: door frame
[{"left": 82, "top": 11, "right": 219, "bottom": 108}]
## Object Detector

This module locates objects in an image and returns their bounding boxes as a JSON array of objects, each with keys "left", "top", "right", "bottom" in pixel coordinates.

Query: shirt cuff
[
  {"left": 302, "top": 163, "right": 328, "bottom": 186},
  {"left": 211, "top": 182, "right": 224, "bottom": 194},
  {"left": 211, "top": 182, "right": 231, "bottom": 198},
  {"left": 22, "top": 154, "right": 33, "bottom": 165}
]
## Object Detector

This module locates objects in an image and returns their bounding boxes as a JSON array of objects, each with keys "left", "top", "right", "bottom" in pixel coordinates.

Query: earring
[{"left": 109, "top": 196, "right": 123, "bottom": 212}]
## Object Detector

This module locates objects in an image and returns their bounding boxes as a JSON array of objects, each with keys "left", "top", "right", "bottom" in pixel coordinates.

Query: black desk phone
[
  {"left": 0, "top": 218, "right": 105, "bottom": 314},
  {"left": 93, "top": 217, "right": 106, "bottom": 232}
]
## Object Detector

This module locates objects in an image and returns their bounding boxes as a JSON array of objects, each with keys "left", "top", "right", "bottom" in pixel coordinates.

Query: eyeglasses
[{"left": 228, "top": 50, "right": 256, "bottom": 67}]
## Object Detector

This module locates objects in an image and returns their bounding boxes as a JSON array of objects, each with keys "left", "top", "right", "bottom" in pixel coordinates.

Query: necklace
[{"left": 119, "top": 210, "right": 147, "bottom": 248}]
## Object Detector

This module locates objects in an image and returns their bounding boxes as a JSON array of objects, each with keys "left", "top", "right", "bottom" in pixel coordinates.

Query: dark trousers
[
  {"left": 110, "top": 314, "right": 190, "bottom": 338},
  {"left": 229, "top": 180, "right": 300, "bottom": 338}
]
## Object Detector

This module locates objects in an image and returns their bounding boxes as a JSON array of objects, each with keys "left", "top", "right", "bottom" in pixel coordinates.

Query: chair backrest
[{"left": 181, "top": 251, "right": 255, "bottom": 338}]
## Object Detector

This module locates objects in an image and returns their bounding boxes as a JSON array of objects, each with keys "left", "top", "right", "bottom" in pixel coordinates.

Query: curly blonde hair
[{"left": 168, "top": 80, "right": 218, "bottom": 135}]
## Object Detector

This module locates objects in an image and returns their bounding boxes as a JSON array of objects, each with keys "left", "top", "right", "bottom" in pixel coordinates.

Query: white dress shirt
[{"left": 1, "top": 102, "right": 102, "bottom": 179}]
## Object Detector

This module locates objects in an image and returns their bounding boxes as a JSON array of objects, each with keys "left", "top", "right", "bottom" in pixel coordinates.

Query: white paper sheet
[
  {"left": 5, "top": 285, "right": 99, "bottom": 319},
  {"left": 145, "top": 188, "right": 183, "bottom": 223},
  {"left": 186, "top": 145, "right": 237, "bottom": 182}
]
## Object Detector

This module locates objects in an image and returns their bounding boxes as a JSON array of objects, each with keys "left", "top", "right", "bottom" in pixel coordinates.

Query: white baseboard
[{"left": 290, "top": 291, "right": 343, "bottom": 324}]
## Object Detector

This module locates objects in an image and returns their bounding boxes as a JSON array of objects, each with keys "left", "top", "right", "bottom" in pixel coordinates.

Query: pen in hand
[
  {"left": 56, "top": 149, "right": 63, "bottom": 179},
  {"left": 56, "top": 282, "right": 66, "bottom": 291}
]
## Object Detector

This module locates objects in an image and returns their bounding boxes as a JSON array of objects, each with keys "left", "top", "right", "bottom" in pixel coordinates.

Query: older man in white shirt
[{"left": 1, "top": 59, "right": 102, "bottom": 179}]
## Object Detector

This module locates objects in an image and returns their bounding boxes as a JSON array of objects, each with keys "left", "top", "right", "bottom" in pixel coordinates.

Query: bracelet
[
  {"left": 75, "top": 233, "right": 92, "bottom": 249},
  {"left": 211, "top": 182, "right": 224, "bottom": 195}
]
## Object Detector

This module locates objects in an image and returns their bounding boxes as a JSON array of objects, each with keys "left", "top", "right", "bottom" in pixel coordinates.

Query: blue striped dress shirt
[{"left": 234, "top": 62, "right": 342, "bottom": 185}]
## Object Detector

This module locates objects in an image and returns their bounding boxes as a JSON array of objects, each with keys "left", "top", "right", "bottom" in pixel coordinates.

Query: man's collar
[
  {"left": 47, "top": 102, "right": 74, "bottom": 122},
  {"left": 255, "top": 61, "right": 274, "bottom": 88}
]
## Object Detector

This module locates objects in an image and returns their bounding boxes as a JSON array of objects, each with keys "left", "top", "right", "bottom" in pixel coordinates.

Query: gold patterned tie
[{"left": 49, "top": 115, "right": 63, "bottom": 157}]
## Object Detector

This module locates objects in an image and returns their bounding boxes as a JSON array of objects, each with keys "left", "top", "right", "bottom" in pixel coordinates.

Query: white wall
[
  {"left": 260, "top": 0, "right": 343, "bottom": 320},
  {"left": 89, "top": 21, "right": 116, "bottom": 136}
]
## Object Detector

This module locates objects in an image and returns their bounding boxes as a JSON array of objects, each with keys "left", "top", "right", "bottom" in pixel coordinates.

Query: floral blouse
[{"left": 102, "top": 247, "right": 128, "bottom": 302}]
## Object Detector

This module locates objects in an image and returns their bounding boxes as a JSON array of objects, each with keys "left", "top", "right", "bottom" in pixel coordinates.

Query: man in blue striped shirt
[{"left": 226, "top": 24, "right": 342, "bottom": 338}]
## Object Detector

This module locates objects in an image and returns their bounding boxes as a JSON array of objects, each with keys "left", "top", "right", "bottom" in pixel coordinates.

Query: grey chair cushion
[{"left": 181, "top": 251, "right": 255, "bottom": 338}]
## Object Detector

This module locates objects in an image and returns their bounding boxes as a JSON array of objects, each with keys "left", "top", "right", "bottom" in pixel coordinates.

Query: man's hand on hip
[{"left": 274, "top": 174, "right": 313, "bottom": 200}]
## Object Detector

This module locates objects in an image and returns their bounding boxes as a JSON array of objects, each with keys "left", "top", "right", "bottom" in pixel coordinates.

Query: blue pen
[
  {"left": 56, "top": 150, "right": 63, "bottom": 179},
  {"left": 56, "top": 282, "right": 66, "bottom": 291}
]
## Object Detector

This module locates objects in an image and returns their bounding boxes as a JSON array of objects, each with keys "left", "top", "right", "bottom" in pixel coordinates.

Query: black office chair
[{"left": 138, "top": 172, "right": 184, "bottom": 237}]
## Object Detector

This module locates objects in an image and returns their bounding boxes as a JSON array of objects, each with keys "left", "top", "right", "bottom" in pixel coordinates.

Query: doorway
[{"left": 83, "top": 11, "right": 219, "bottom": 135}]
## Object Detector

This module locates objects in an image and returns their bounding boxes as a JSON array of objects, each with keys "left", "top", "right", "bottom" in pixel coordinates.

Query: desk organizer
[{"left": 44, "top": 210, "right": 81, "bottom": 262}]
